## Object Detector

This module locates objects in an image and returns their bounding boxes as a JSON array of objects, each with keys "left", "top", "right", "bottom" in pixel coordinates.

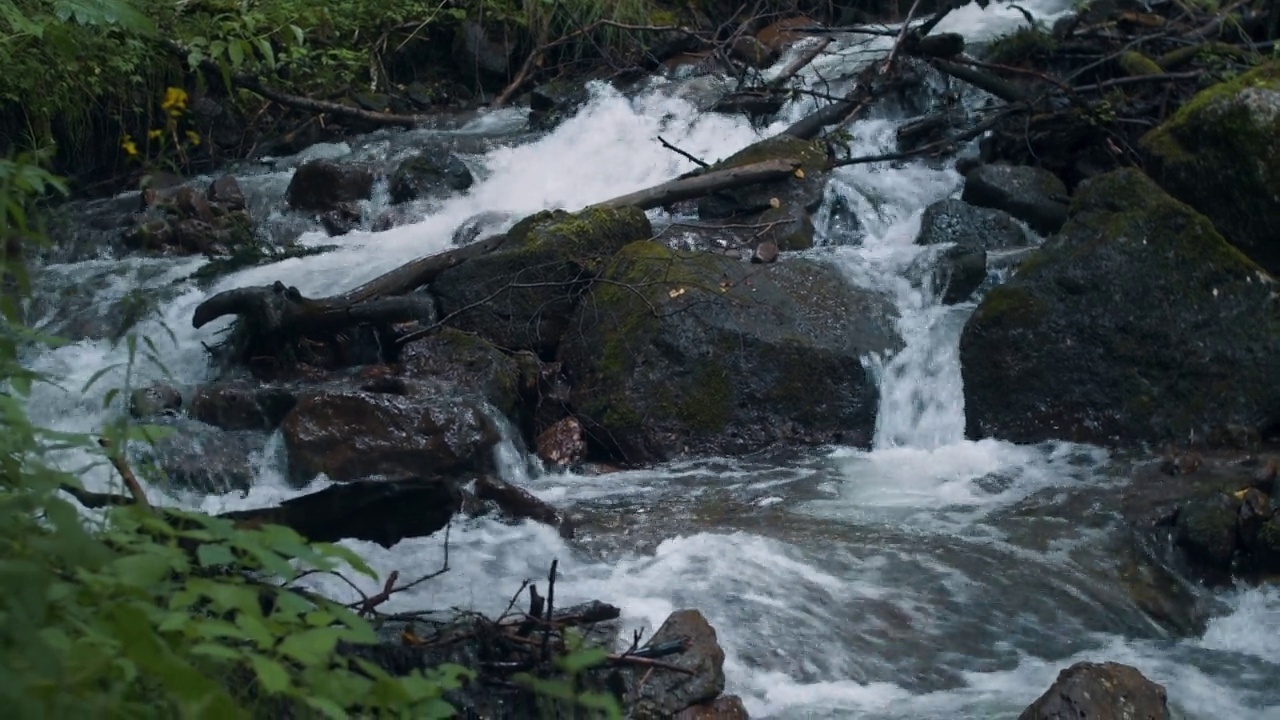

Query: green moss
[
  {"left": 973, "top": 285, "right": 1044, "bottom": 326},
  {"left": 1119, "top": 51, "right": 1162, "bottom": 77},
  {"left": 510, "top": 206, "right": 652, "bottom": 268},
  {"left": 711, "top": 134, "right": 828, "bottom": 172},
  {"left": 1140, "top": 62, "right": 1280, "bottom": 165},
  {"left": 982, "top": 27, "right": 1056, "bottom": 66},
  {"left": 673, "top": 359, "right": 732, "bottom": 432}
]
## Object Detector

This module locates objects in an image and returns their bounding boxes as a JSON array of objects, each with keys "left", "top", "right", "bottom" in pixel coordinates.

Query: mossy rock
[
  {"left": 431, "top": 206, "right": 652, "bottom": 355},
  {"left": 558, "top": 241, "right": 900, "bottom": 463},
  {"left": 697, "top": 134, "right": 830, "bottom": 220},
  {"left": 960, "top": 167, "right": 1280, "bottom": 446},
  {"left": 1140, "top": 62, "right": 1280, "bottom": 273},
  {"left": 389, "top": 151, "right": 474, "bottom": 204}
]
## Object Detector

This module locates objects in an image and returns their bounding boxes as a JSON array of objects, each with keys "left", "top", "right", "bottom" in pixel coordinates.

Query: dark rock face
[
  {"left": 452, "top": 21, "right": 512, "bottom": 83},
  {"left": 960, "top": 168, "right": 1280, "bottom": 447},
  {"left": 559, "top": 241, "right": 899, "bottom": 463},
  {"left": 398, "top": 328, "right": 523, "bottom": 417},
  {"left": 431, "top": 206, "right": 653, "bottom": 354},
  {"left": 1140, "top": 63, "right": 1280, "bottom": 273},
  {"left": 1018, "top": 661, "right": 1169, "bottom": 720},
  {"left": 280, "top": 384, "right": 500, "bottom": 484},
  {"left": 221, "top": 476, "right": 460, "bottom": 548},
  {"left": 961, "top": 164, "right": 1069, "bottom": 236},
  {"left": 285, "top": 160, "right": 375, "bottom": 214},
  {"left": 189, "top": 382, "right": 300, "bottom": 431},
  {"left": 388, "top": 151, "right": 474, "bottom": 204},
  {"left": 915, "top": 199, "right": 1031, "bottom": 304}
]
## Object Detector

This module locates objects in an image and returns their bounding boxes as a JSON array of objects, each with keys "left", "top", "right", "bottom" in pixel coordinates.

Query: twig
[
  {"left": 1073, "top": 71, "right": 1203, "bottom": 93},
  {"left": 541, "top": 558, "right": 558, "bottom": 661},
  {"left": 59, "top": 483, "right": 134, "bottom": 508},
  {"left": 883, "top": 0, "right": 926, "bottom": 73},
  {"left": 98, "top": 438, "right": 150, "bottom": 509},
  {"left": 347, "top": 524, "right": 452, "bottom": 614},
  {"left": 359, "top": 570, "right": 401, "bottom": 616},
  {"left": 657, "top": 136, "right": 710, "bottom": 168}
]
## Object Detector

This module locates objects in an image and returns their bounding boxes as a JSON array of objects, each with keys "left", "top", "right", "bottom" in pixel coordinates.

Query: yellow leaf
[
  {"left": 769, "top": 197, "right": 781, "bottom": 208},
  {"left": 794, "top": 168, "right": 805, "bottom": 179},
  {"left": 1234, "top": 488, "right": 1250, "bottom": 500},
  {"left": 668, "top": 287, "right": 686, "bottom": 298}
]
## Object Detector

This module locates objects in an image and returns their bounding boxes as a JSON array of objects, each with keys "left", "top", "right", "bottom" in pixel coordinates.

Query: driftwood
[{"left": 590, "top": 158, "right": 801, "bottom": 211}]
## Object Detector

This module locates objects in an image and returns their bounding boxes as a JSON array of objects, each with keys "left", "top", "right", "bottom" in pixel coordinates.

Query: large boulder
[
  {"left": 280, "top": 382, "right": 500, "bottom": 484},
  {"left": 430, "top": 206, "right": 653, "bottom": 354},
  {"left": 1140, "top": 62, "right": 1280, "bottom": 273},
  {"left": 1018, "top": 661, "right": 1169, "bottom": 720},
  {"left": 961, "top": 164, "right": 1069, "bottom": 236},
  {"left": 559, "top": 241, "right": 899, "bottom": 463},
  {"left": 960, "top": 168, "right": 1280, "bottom": 446},
  {"left": 397, "top": 328, "right": 527, "bottom": 419},
  {"left": 285, "top": 160, "right": 375, "bottom": 213},
  {"left": 621, "top": 610, "right": 727, "bottom": 719}
]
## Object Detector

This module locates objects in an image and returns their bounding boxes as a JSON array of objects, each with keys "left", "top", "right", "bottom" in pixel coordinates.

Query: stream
[{"left": 21, "top": 1, "right": 1280, "bottom": 717}]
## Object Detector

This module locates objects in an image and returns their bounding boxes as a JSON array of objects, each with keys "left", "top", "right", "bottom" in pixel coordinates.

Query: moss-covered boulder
[
  {"left": 960, "top": 168, "right": 1280, "bottom": 446},
  {"left": 389, "top": 151, "right": 474, "bottom": 205},
  {"left": 1140, "top": 63, "right": 1280, "bottom": 272},
  {"left": 431, "top": 206, "right": 652, "bottom": 354},
  {"left": 558, "top": 241, "right": 900, "bottom": 463},
  {"left": 398, "top": 328, "right": 522, "bottom": 418}
]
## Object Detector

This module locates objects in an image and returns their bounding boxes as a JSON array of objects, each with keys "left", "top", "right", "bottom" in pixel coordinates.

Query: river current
[{"left": 22, "top": 1, "right": 1280, "bottom": 717}]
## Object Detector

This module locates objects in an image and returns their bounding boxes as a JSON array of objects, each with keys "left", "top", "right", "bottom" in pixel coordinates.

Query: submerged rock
[
  {"left": 131, "top": 417, "right": 267, "bottom": 495},
  {"left": 1018, "top": 661, "right": 1169, "bottom": 720},
  {"left": 1140, "top": 62, "right": 1280, "bottom": 273},
  {"left": 388, "top": 151, "right": 474, "bottom": 204},
  {"left": 128, "top": 384, "right": 183, "bottom": 418},
  {"left": 961, "top": 164, "right": 1069, "bottom": 236},
  {"left": 559, "top": 241, "right": 899, "bottom": 463},
  {"left": 960, "top": 168, "right": 1280, "bottom": 447},
  {"left": 189, "top": 381, "right": 300, "bottom": 431},
  {"left": 280, "top": 383, "right": 499, "bottom": 484},
  {"left": 431, "top": 206, "right": 653, "bottom": 354},
  {"left": 122, "top": 176, "right": 255, "bottom": 256},
  {"left": 285, "top": 159, "right": 375, "bottom": 213}
]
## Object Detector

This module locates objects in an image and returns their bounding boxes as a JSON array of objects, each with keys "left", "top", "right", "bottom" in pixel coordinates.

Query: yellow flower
[
  {"left": 121, "top": 135, "right": 138, "bottom": 157},
  {"left": 147, "top": 128, "right": 163, "bottom": 140},
  {"left": 185, "top": 130, "right": 201, "bottom": 147},
  {"left": 161, "top": 86, "right": 188, "bottom": 115}
]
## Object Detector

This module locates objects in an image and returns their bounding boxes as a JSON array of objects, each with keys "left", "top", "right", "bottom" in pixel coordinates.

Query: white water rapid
[{"left": 22, "top": 1, "right": 1280, "bottom": 717}]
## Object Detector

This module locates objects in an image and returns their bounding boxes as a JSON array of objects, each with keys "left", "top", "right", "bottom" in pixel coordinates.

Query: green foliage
[{"left": 514, "top": 630, "right": 624, "bottom": 720}]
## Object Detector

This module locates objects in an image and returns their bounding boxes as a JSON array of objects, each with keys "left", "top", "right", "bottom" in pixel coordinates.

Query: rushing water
[{"left": 22, "top": 1, "right": 1280, "bottom": 717}]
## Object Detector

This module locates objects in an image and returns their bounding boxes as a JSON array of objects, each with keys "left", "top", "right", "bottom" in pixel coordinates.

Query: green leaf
[
  {"left": 190, "top": 642, "right": 243, "bottom": 662},
  {"left": 109, "top": 550, "right": 179, "bottom": 589},
  {"left": 558, "top": 646, "right": 608, "bottom": 674},
  {"left": 277, "top": 627, "right": 343, "bottom": 665},
  {"left": 196, "top": 542, "right": 236, "bottom": 568},
  {"left": 249, "top": 653, "right": 292, "bottom": 694},
  {"left": 228, "top": 39, "right": 244, "bottom": 69},
  {"left": 257, "top": 38, "right": 276, "bottom": 68},
  {"left": 303, "top": 696, "right": 347, "bottom": 720}
]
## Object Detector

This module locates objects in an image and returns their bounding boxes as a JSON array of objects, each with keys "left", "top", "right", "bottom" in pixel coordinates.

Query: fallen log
[{"left": 589, "top": 158, "right": 802, "bottom": 211}]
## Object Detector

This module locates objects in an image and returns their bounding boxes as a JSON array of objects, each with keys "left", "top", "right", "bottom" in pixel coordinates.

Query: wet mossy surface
[
  {"left": 559, "top": 241, "right": 900, "bottom": 463},
  {"left": 961, "top": 168, "right": 1280, "bottom": 446},
  {"left": 1140, "top": 62, "right": 1280, "bottom": 272},
  {"left": 431, "top": 206, "right": 652, "bottom": 354}
]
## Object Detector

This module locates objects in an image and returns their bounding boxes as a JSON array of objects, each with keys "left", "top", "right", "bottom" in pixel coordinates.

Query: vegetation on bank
[{"left": 0, "top": 0, "right": 690, "bottom": 188}]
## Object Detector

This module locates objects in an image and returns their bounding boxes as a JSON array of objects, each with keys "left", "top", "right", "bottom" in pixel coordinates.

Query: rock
[
  {"left": 189, "top": 382, "right": 299, "bottom": 431},
  {"left": 285, "top": 160, "right": 375, "bottom": 214},
  {"left": 697, "top": 134, "right": 829, "bottom": 221},
  {"left": 131, "top": 417, "right": 266, "bottom": 494},
  {"left": 1018, "top": 661, "right": 1169, "bottom": 720},
  {"left": 529, "top": 80, "right": 593, "bottom": 131},
  {"left": 281, "top": 383, "right": 500, "bottom": 484},
  {"left": 622, "top": 610, "right": 727, "bottom": 718},
  {"left": 535, "top": 415, "right": 586, "bottom": 469},
  {"left": 471, "top": 475, "right": 574, "bottom": 538},
  {"left": 915, "top": 199, "right": 1030, "bottom": 304},
  {"left": 960, "top": 168, "right": 1280, "bottom": 447},
  {"left": 673, "top": 696, "right": 750, "bottom": 720},
  {"left": 1140, "top": 62, "right": 1280, "bottom": 273},
  {"left": 388, "top": 151, "right": 474, "bottom": 205},
  {"left": 221, "top": 476, "right": 460, "bottom": 548},
  {"left": 961, "top": 164, "right": 1069, "bottom": 236},
  {"left": 751, "top": 240, "right": 779, "bottom": 264},
  {"left": 1173, "top": 492, "right": 1241, "bottom": 582},
  {"left": 914, "top": 32, "right": 964, "bottom": 58},
  {"left": 129, "top": 384, "right": 182, "bottom": 418},
  {"left": 729, "top": 36, "right": 777, "bottom": 68},
  {"left": 208, "top": 175, "right": 246, "bottom": 211},
  {"left": 559, "top": 241, "right": 899, "bottom": 463},
  {"left": 318, "top": 202, "right": 363, "bottom": 237},
  {"left": 431, "top": 206, "right": 653, "bottom": 354},
  {"left": 915, "top": 198, "right": 1030, "bottom": 250},
  {"left": 398, "top": 328, "right": 522, "bottom": 418},
  {"left": 452, "top": 21, "right": 512, "bottom": 82}
]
